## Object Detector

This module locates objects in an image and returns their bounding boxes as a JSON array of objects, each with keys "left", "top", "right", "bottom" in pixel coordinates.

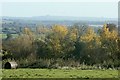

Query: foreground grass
[{"left": 2, "top": 69, "right": 118, "bottom": 78}]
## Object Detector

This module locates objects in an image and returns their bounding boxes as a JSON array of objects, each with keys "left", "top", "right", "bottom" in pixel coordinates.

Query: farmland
[
  {"left": 1, "top": 2, "right": 120, "bottom": 80},
  {"left": 2, "top": 69, "right": 118, "bottom": 78},
  {"left": 0, "top": 34, "right": 6, "bottom": 39},
  {"left": 0, "top": 33, "right": 18, "bottom": 39}
]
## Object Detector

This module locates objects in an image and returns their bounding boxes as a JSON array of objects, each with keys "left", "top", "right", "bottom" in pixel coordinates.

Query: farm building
[{"left": 4, "top": 61, "right": 18, "bottom": 69}]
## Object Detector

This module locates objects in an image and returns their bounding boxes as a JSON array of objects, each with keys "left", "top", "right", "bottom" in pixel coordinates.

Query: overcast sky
[{"left": 1, "top": 2, "right": 118, "bottom": 18}]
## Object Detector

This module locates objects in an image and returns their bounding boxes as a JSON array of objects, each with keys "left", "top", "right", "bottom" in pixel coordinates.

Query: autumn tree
[
  {"left": 69, "top": 24, "right": 88, "bottom": 60},
  {"left": 46, "top": 25, "right": 68, "bottom": 58},
  {"left": 80, "top": 27, "right": 101, "bottom": 64},
  {"left": 3, "top": 27, "right": 36, "bottom": 59},
  {"left": 100, "top": 24, "right": 119, "bottom": 66}
]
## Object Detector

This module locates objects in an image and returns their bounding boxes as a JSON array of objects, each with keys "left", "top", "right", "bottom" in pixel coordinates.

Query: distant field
[
  {"left": 0, "top": 34, "right": 18, "bottom": 39},
  {"left": 0, "top": 34, "right": 6, "bottom": 39},
  {"left": 2, "top": 69, "right": 118, "bottom": 78}
]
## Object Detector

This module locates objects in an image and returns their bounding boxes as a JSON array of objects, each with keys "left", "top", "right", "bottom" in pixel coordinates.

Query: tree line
[{"left": 2, "top": 23, "right": 120, "bottom": 69}]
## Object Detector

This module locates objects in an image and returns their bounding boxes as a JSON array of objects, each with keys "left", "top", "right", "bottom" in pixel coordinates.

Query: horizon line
[{"left": 1, "top": 16, "right": 118, "bottom": 19}]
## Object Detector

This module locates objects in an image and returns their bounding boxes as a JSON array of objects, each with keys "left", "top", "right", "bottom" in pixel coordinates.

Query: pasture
[
  {"left": 0, "top": 33, "right": 18, "bottom": 39},
  {"left": 2, "top": 69, "right": 118, "bottom": 78}
]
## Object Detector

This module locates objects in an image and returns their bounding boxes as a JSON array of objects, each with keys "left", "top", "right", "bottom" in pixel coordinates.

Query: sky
[{"left": 1, "top": 2, "right": 118, "bottom": 18}]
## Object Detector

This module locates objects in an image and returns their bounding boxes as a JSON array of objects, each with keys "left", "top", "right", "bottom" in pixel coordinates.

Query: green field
[
  {"left": 2, "top": 69, "right": 118, "bottom": 78},
  {"left": 0, "top": 34, "right": 18, "bottom": 39},
  {"left": 0, "top": 34, "right": 6, "bottom": 39}
]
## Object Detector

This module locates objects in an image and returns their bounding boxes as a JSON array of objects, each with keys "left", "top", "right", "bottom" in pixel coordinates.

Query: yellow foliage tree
[
  {"left": 100, "top": 24, "right": 119, "bottom": 62},
  {"left": 22, "top": 27, "right": 35, "bottom": 41},
  {"left": 69, "top": 27, "right": 78, "bottom": 41},
  {"left": 80, "top": 27, "right": 101, "bottom": 49},
  {"left": 52, "top": 25, "right": 68, "bottom": 39},
  {"left": 46, "top": 25, "right": 69, "bottom": 57},
  {"left": 23, "top": 27, "right": 33, "bottom": 35}
]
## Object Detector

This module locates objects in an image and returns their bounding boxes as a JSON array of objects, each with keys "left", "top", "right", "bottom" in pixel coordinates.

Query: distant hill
[
  {"left": 2, "top": 16, "right": 117, "bottom": 22},
  {"left": 1, "top": 16, "right": 117, "bottom": 34},
  {"left": 1, "top": 16, "right": 118, "bottom": 30}
]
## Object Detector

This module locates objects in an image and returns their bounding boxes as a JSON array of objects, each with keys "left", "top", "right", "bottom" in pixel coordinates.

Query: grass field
[
  {"left": 2, "top": 69, "right": 118, "bottom": 78},
  {"left": 0, "top": 34, "right": 6, "bottom": 39},
  {"left": 0, "top": 33, "right": 18, "bottom": 39}
]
